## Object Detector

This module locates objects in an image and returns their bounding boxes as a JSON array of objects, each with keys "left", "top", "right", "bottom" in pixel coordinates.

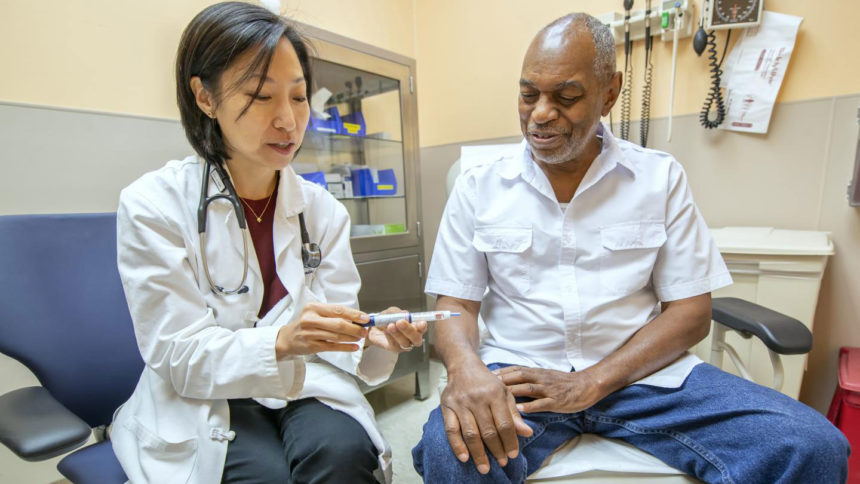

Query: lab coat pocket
[
  {"left": 124, "top": 417, "right": 198, "bottom": 484},
  {"left": 472, "top": 226, "right": 532, "bottom": 295},
  {"left": 599, "top": 222, "right": 666, "bottom": 296}
]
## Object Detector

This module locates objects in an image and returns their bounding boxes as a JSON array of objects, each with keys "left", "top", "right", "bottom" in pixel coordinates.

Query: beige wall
[
  {"left": 0, "top": 0, "right": 416, "bottom": 120},
  {"left": 413, "top": 0, "right": 860, "bottom": 147}
]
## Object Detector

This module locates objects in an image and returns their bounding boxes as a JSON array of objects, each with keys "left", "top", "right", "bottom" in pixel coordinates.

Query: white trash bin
[{"left": 694, "top": 227, "right": 834, "bottom": 399}]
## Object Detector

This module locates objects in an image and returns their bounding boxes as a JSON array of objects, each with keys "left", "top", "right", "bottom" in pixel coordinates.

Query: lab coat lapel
[
  {"left": 204, "top": 164, "right": 263, "bottom": 287},
  {"left": 273, "top": 167, "right": 306, "bottom": 297}
]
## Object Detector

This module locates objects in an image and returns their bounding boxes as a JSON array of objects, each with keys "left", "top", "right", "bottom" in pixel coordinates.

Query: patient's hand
[
  {"left": 494, "top": 366, "right": 604, "bottom": 414},
  {"left": 441, "top": 364, "right": 533, "bottom": 474}
]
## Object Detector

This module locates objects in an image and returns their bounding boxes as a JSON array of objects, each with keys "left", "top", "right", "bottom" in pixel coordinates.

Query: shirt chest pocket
[
  {"left": 472, "top": 226, "right": 532, "bottom": 295},
  {"left": 599, "top": 222, "right": 666, "bottom": 296}
]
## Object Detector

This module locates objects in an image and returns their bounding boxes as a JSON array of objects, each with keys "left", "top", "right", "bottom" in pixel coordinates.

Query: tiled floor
[{"left": 366, "top": 360, "right": 444, "bottom": 484}]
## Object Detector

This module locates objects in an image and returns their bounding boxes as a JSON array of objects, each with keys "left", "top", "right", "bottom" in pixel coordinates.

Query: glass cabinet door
[{"left": 294, "top": 35, "right": 419, "bottom": 253}]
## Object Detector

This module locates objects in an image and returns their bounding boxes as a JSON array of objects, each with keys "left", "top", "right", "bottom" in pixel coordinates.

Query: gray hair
[{"left": 541, "top": 13, "right": 616, "bottom": 83}]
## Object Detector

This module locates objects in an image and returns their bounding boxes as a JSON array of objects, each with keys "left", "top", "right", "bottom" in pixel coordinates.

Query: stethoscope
[{"left": 197, "top": 159, "right": 321, "bottom": 296}]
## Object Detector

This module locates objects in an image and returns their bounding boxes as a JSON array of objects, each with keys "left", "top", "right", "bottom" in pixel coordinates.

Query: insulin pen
[{"left": 365, "top": 310, "right": 461, "bottom": 327}]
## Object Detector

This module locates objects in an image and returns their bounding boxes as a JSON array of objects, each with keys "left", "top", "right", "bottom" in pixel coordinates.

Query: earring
[{"left": 208, "top": 110, "right": 216, "bottom": 119}]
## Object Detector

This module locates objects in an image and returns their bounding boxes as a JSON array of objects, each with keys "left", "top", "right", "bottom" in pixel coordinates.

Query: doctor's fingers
[
  {"left": 280, "top": 329, "right": 360, "bottom": 354},
  {"left": 309, "top": 302, "right": 369, "bottom": 324},
  {"left": 301, "top": 315, "right": 368, "bottom": 340},
  {"left": 306, "top": 339, "right": 363, "bottom": 353},
  {"left": 385, "top": 319, "right": 427, "bottom": 347}
]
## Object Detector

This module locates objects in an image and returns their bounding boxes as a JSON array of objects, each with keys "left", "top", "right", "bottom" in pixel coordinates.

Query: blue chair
[{"left": 0, "top": 213, "right": 141, "bottom": 483}]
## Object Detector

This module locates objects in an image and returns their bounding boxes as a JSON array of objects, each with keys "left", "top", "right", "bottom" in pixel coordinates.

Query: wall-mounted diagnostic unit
[
  {"left": 693, "top": 0, "right": 763, "bottom": 129},
  {"left": 599, "top": 0, "right": 695, "bottom": 145},
  {"left": 705, "top": 0, "right": 764, "bottom": 30}
]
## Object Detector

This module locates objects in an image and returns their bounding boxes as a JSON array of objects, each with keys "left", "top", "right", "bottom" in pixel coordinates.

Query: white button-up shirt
[{"left": 426, "top": 125, "right": 732, "bottom": 387}]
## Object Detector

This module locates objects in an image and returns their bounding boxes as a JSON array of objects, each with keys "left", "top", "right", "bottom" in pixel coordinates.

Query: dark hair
[{"left": 175, "top": 1, "right": 313, "bottom": 164}]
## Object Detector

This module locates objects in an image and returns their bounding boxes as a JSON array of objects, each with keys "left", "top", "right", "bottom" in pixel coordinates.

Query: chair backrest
[{"left": 0, "top": 213, "right": 143, "bottom": 428}]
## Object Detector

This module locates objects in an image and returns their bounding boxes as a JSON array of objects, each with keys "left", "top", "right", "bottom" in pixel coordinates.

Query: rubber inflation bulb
[{"left": 693, "top": 27, "right": 708, "bottom": 56}]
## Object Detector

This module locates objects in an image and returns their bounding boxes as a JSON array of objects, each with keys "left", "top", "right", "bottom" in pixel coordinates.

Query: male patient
[{"left": 412, "top": 12, "right": 848, "bottom": 484}]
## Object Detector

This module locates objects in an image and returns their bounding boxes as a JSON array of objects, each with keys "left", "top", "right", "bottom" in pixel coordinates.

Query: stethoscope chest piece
[
  {"left": 302, "top": 242, "right": 322, "bottom": 273},
  {"left": 298, "top": 212, "right": 321, "bottom": 274}
]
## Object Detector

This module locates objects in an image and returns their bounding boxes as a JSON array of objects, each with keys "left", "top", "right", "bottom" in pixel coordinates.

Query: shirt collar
[
  {"left": 597, "top": 123, "right": 637, "bottom": 177},
  {"left": 495, "top": 142, "right": 529, "bottom": 180}
]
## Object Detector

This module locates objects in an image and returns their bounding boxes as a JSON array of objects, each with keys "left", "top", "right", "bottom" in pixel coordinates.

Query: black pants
[{"left": 221, "top": 398, "right": 378, "bottom": 484}]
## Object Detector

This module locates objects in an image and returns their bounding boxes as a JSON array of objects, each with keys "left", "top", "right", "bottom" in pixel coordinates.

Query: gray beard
[
  {"left": 529, "top": 124, "right": 600, "bottom": 165},
  {"left": 532, "top": 137, "right": 588, "bottom": 165}
]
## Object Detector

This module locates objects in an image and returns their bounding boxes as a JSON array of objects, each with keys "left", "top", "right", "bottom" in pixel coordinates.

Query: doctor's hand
[
  {"left": 364, "top": 306, "right": 428, "bottom": 353},
  {"left": 441, "top": 363, "right": 533, "bottom": 474},
  {"left": 493, "top": 366, "right": 604, "bottom": 414},
  {"left": 275, "top": 302, "right": 369, "bottom": 358}
]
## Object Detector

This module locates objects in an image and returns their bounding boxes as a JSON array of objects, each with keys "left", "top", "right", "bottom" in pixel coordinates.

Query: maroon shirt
[{"left": 240, "top": 184, "right": 288, "bottom": 318}]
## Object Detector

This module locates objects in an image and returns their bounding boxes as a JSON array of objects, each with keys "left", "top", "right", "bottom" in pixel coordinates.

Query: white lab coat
[{"left": 111, "top": 156, "right": 398, "bottom": 484}]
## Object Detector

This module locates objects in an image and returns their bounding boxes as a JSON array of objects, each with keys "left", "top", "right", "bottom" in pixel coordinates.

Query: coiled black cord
[
  {"left": 640, "top": 60, "right": 653, "bottom": 145},
  {"left": 621, "top": 60, "right": 633, "bottom": 140},
  {"left": 620, "top": 0, "right": 633, "bottom": 140},
  {"left": 699, "top": 29, "right": 731, "bottom": 129},
  {"left": 639, "top": 1, "right": 653, "bottom": 147}
]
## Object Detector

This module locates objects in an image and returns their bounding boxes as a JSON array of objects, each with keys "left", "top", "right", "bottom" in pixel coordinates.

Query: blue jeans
[{"left": 412, "top": 363, "right": 849, "bottom": 484}]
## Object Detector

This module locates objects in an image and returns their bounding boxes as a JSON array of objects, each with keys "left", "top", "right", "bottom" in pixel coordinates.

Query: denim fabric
[{"left": 412, "top": 363, "right": 849, "bottom": 484}]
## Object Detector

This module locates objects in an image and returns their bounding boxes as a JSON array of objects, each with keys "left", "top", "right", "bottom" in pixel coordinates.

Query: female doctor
[{"left": 109, "top": 2, "right": 426, "bottom": 483}]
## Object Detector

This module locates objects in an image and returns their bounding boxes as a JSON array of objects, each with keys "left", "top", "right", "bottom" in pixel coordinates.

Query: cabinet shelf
[{"left": 303, "top": 130, "right": 402, "bottom": 155}]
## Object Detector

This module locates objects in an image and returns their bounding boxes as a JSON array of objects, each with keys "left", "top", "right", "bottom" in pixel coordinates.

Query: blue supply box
[
  {"left": 308, "top": 107, "right": 367, "bottom": 137},
  {"left": 298, "top": 171, "right": 328, "bottom": 189},
  {"left": 308, "top": 107, "right": 341, "bottom": 134},
  {"left": 351, "top": 168, "right": 397, "bottom": 196},
  {"left": 340, "top": 111, "right": 366, "bottom": 137}
]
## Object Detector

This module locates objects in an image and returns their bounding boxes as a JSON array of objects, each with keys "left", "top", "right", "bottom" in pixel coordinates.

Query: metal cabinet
[{"left": 296, "top": 24, "right": 430, "bottom": 399}]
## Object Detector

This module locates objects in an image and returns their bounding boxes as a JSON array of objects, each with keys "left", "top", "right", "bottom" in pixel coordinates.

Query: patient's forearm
[
  {"left": 433, "top": 296, "right": 483, "bottom": 374},
  {"left": 586, "top": 293, "right": 712, "bottom": 395}
]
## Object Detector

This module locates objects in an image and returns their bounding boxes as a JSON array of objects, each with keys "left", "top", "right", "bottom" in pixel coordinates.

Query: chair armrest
[
  {"left": 0, "top": 386, "right": 92, "bottom": 461},
  {"left": 711, "top": 297, "right": 813, "bottom": 355}
]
